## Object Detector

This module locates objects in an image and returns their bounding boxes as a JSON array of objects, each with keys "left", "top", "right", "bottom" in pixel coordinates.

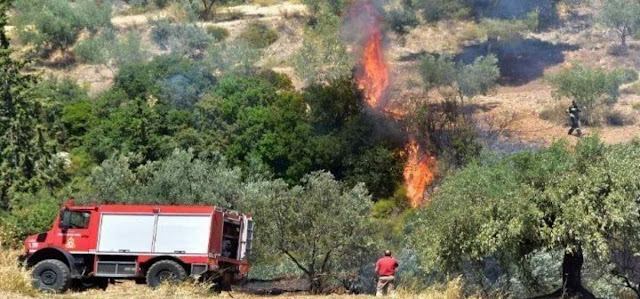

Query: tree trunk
[
  {"left": 531, "top": 248, "right": 595, "bottom": 299},
  {"left": 308, "top": 273, "right": 322, "bottom": 294},
  {"left": 560, "top": 249, "right": 592, "bottom": 297}
]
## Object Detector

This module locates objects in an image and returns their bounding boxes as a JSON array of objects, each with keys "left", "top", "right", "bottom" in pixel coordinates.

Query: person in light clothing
[{"left": 375, "top": 250, "right": 398, "bottom": 296}]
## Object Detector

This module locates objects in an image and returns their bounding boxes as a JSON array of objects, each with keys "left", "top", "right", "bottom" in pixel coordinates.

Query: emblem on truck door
[{"left": 65, "top": 237, "right": 76, "bottom": 249}]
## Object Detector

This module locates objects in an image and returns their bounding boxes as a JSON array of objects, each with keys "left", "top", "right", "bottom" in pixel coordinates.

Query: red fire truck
[{"left": 20, "top": 200, "right": 254, "bottom": 293}]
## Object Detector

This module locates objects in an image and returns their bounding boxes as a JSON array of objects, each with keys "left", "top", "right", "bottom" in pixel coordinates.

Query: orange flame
[
  {"left": 403, "top": 140, "right": 435, "bottom": 207},
  {"left": 358, "top": 31, "right": 389, "bottom": 109},
  {"left": 352, "top": 0, "right": 434, "bottom": 207}
]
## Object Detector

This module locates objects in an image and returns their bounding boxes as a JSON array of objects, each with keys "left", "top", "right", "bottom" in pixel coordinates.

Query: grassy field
[{"left": 0, "top": 249, "right": 477, "bottom": 299}]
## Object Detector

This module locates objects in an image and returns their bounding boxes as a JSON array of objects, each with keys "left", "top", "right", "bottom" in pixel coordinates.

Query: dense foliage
[
  {"left": 256, "top": 171, "right": 375, "bottom": 293},
  {"left": 13, "top": 0, "right": 112, "bottom": 54},
  {"left": 0, "top": 22, "right": 64, "bottom": 209},
  {"left": 408, "top": 137, "right": 640, "bottom": 297}
]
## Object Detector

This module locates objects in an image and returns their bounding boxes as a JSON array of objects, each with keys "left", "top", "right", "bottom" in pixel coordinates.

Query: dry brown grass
[
  {"left": 0, "top": 247, "right": 484, "bottom": 299},
  {"left": 0, "top": 249, "right": 37, "bottom": 297}
]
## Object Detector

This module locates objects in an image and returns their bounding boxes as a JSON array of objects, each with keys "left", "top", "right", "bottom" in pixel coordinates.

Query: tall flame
[
  {"left": 351, "top": 0, "right": 434, "bottom": 207},
  {"left": 403, "top": 140, "right": 435, "bottom": 207},
  {"left": 358, "top": 31, "right": 389, "bottom": 108}
]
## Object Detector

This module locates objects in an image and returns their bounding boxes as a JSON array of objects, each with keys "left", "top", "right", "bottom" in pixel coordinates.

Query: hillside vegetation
[{"left": 3, "top": 0, "right": 640, "bottom": 298}]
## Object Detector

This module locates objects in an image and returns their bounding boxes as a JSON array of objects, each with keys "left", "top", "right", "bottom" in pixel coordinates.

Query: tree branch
[{"left": 283, "top": 249, "right": 310, "bottom": 276}]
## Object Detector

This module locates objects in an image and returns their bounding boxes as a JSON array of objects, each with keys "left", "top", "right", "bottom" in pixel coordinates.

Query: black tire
[
  {"left": 31, "top": 259, "right": 72, "bottom": 293},
  {"left": 146, "top": 260, "right": 187, "bottom": 288}
]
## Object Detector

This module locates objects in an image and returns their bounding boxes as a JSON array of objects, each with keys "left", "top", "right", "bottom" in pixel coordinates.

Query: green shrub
[
  {"left": 150, "top": 18, "right": 174, "bottom": 49},
  {"left": 150, "top": 19, "right": 212, "bottom": 56},
  {"left": 387, "top": 6, "right": 419, "bottom": 37},
  {"left": 206, "top": 40, "right": 262, "bottom": 75},
  {"left": 222, "top": 9, "right": 246, "bottom": 21},
  {"left": 415, "top": 0, "right": 471, "bottom": 23},
  {"left": 114, "top": 54, "right": 216, "bottom": 108},
  {"left": 12, "top": 0, "right": 112, "bottom": 53},
  {"left": 75, "top": 36, "right": 108, "bottom": 64},
  {"left": 294, "top": 12, "right": 353, "bottom": 84},
  {"left": 155, "top": 0, "right": 170, "bottom": 8},
  {"left": 300, "top": 0, "right": 348, "bottom": 17},
  {"left": 1, "top": 192, "right": 60, "bottom": 248},
  {"left": 205, "top": 25, "right": 229, "bottom": 41},
  {"left": 76, "top": 29, "right": 148, "bottom": 69},
  {"left": 239, "top": 22, "right": 279, "bottom": 48},
  {"left": 616, "top": 68, "right": 639, "bottom": 84},
  {"left": 547, "top": 64, "right": 626, "bottom": 125}
]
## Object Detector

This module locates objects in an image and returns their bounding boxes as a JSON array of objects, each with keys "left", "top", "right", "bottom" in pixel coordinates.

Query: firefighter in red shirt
[{"left": 375, "top": 250, "right": 398, "bottom": 296}]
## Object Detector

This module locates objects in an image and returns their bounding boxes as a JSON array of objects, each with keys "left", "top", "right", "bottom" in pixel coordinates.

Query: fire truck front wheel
[
  {"left": 32, "top": 259, "right": 72, "bottom": 293},
  {"left": 146, "top": 260, "right": 187, "bottom": 288}
]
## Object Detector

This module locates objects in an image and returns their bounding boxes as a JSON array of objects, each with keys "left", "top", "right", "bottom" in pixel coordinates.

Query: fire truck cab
[{"left": 21, "top": 200, "right": 253, "bottom": 293}]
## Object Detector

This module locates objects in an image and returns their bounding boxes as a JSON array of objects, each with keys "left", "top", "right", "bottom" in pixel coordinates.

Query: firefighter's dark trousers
[{"left": 568, "top": 120, "right": 582, "bottom": 137}]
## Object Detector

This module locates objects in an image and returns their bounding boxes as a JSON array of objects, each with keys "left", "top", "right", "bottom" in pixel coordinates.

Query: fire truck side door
[
  {"left": 58, "top": 210, "right": 94, "bottom": 252},
  {"left": 209, "top": 211, "right": 223, "bottom": 257}
]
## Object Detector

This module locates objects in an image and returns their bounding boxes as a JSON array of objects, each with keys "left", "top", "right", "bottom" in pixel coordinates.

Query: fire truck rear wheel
[
  {"left": 146, "top": 260, "right": 187, "bottom": 288},
  {"left": 32, "top": 259, "right": 72, "bottom": 293}
]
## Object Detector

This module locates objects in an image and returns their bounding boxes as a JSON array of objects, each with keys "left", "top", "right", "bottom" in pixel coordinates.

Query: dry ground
[
  {"left": 386, "top": 5, "right": 640, "bottom": 146},
  {"left": 0, "top": 249, "right": 473, "bottom": 299}
]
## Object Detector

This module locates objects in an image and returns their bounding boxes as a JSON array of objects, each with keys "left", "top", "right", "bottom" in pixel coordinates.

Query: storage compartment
[
  {"left": 153, "top": 215, "right": 212, "bottom": 254},
  {"left": 221, "top": 220, "right": 240, "bottom": 259},
  {"left": 98, "top": 214, "right": 155, "bottom": 253},
  {"left": 96, "top": 261, "right": 137, "bottom": 277}
]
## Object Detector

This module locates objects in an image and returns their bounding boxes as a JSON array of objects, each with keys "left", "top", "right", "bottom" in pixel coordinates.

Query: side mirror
[{"left": 60, "top": 209, "right": 71, "bottom": 229}]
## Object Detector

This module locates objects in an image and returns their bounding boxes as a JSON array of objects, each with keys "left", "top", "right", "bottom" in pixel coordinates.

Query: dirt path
[{"left": 111, "top": 2, "right": 306, "bottom": 29}]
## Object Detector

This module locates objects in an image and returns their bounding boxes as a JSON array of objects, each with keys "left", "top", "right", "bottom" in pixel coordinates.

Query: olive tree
[
  {"left": 256, "top": 171, "right": 375, "bottom": 293},
  {"left": 83, "top": 150, "right": 247, "bottom": 208},
  {"left": 301, "top": 0, "right": 349, "bottom": 18},
  {"left": 599, "top": 0, "right": 640, "bottom": 48},
  {"left": 419, "top": 54, "right": 500, "bottom": 105},
  {"left": 547, "top": 64, "right": 626, "bottom": 125},
  {"left": 407, "top": 137, "right": 640, "bottom": 298},
  {"left": 75, "top": 30, "right": 149, "bottom": 73},
  {"left": 12, "top": 0, "right": 112, "bottom": 54},
  {"left": 206, "top": 40, "right": 262, "bottom": 76},
  {"left": 294, "top": 11, "right": 354, "bottom": 85},
  {"left": 479, "top": 12, "right": 538, "bottom": 53},
  {"left": 410, "top": 0, "right": 471, "bottom": 23}
]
